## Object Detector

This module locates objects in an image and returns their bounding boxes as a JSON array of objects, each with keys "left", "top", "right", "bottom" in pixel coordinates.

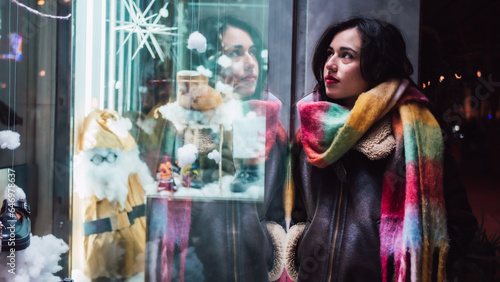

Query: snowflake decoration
[{"left": 113, "top": 0, "right": 178, "bottom": 62}]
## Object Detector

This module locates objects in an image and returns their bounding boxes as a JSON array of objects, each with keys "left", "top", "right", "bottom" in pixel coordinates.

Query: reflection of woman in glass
[
  {"left": 287, "top": 18, "right": 476, "bottom": 281},
  {"left": 190, "top": 16, "right": 278, "bottom": 193},
  {"left": 150, "top": 16, "right": 287, "bottom": 281},
  {"left": 200, "top": 16, "right": 265, "bottom": 101},
  {"left": 218, "top": 23, "right": 260, "bottom": 98},
  {"left": 185, "top": 16, "right": 287, "bottom": 281}
]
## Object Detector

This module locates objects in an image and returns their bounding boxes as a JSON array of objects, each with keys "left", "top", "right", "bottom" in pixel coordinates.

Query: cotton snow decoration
[
  {"left": 3, "top": 184, "right": 26, "bottom": 201},
  {"left": 177, "top": 144, "right": 198, "bottom": 169},
  {"left": 215, "top": 81, "right": 234, "bottom": 94},
  {"left": 217, "top": 54, "right": 232, "bottom": 68},
  {"left": 0, "top": 234, "right": 69, "bottom": 282},
  {"left": 207, "top": 149, "right": 221, "bottom": 164},
  {"left": 107, "top": 117, "right": 133, "bottom": 138},
  {"left": 0, "top": 130, "right": 20, "bottom": 150},
  {"left": 187, "top": 31, "right": 207, "bottom": 53},
  {"left": 196, "top": 65, "right": 212, "bottom": 78}
]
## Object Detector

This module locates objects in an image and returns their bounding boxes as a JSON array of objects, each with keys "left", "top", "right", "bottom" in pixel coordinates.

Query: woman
[
  {"left": 287, "top": 17, "right": 477, "bottom": 282},
  {"left": 187, "top": 15, "right": 287, "bottom": 281}
]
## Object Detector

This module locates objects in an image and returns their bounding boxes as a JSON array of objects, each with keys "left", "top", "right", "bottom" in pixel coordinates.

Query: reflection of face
[
  {"left": 323, "top": 27, "right": 369, "bottom": 107},
  {"left": 221, "top": 26, "right": 259, "bottom": 98}
]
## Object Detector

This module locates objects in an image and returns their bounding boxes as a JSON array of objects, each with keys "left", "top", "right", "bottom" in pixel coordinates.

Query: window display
[{"left": 71, "top": 0, "right": 287, "bottom": 281}]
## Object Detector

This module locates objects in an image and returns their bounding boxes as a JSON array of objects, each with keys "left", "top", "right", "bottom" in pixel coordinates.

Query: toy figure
[{"left": 75, "top": 109, "right": 156, "bottom": 280}]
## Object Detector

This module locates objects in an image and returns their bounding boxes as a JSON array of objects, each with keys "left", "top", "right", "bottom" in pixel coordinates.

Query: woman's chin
[{"left": 234, "top": 85, "right": 257, "bottom": 98}]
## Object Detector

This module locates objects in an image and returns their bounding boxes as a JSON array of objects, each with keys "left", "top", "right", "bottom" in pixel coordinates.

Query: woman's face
[
  {"left": 323, "top": 27, "right": 369, "bottom": 107},
  {"left": 221, "top": 26, "right": 259, "bottom": 98}
]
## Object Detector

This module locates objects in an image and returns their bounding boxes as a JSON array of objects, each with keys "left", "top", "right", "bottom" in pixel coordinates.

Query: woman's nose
[
  {"left": 325, "top": 56, "right": 337, "bottom": 72},
  {"left": 243, "top": 52, "right": 257, "bottom": 69}
]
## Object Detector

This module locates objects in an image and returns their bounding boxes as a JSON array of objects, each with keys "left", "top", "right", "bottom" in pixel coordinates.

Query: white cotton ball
[
  {"left": 0, "top": 130, "right": 20, "bottom": 150},
  {"left": 261, "top": 49, "right": 268, "bottom": 60},
  {"left": 0, "top": 234, "right": 69, "bottom": 282},
  {"left": 217, "top": 55, "right": 232, "bottom": 68},
  {"left": 3, "top": 184, "right": 26, "bottom": 201},
  {"left": 215, "top": 81, "right": 234, "bottom": 93},
  {"left": 187, "top": 31, "right": 207, "bottom": 53},
  {"left": 107, "top": 117, "right": 132, "bottom": 138},
  {"left": 207, "top": 149, "right": 221, "bottom": 164},
  {"left": 159, "top": 8, "right": 169, "bottom": 18},
  {"left": 177, "top": 143, "right": 198, "bottom": 169},
  {"left": 196, "top": 65, "right": 213, "bottom": 78}
]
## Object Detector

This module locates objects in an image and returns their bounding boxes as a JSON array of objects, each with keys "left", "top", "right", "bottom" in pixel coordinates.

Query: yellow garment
[
  {"left": 79, "top": 109, "right": 137, "bottom": 152},
  {"left": 82, "top": 173, "right": 146, "bottom": 279}
]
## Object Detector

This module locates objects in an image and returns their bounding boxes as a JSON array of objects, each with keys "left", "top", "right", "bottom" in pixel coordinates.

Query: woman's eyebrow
[
  {"left": 327, "top": 46, "right": 358, "bottom": 54},
  {"left": 339, "top": 46, "right": 358, "bottom": 54}
]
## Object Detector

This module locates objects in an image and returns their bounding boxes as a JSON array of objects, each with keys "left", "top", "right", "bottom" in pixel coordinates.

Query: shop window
[{"left": 71, "top": 0, "right": 287, "bottom": 280}]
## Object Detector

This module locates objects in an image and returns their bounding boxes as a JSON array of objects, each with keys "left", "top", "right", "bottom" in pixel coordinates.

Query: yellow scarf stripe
[{"left": 347, "top": 79, "right": 400, "bottom": 132}]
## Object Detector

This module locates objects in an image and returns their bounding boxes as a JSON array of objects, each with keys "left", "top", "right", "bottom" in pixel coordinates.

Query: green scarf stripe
[
  {"left": 402, "top": 121, "right": 443, "bottom": 162},
  {"left": 321, "top": 105, "right": 351, "bottom": 150},
  {"left": 322, "top": 124, "right": 364, "bottom": 164}
]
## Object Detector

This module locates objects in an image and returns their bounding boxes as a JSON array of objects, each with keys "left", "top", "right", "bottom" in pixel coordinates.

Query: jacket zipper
[{"left": 327, "top": 182, "right": 344, "bottom": 282}]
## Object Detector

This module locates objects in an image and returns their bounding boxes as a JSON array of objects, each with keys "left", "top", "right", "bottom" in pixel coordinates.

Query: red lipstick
[{"left": 325, "top": 75, "right": 339, "bottom": 84}]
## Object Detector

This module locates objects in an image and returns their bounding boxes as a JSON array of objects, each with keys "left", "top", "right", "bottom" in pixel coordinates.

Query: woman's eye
[
  {"left": 341, "top": 52, "right": 354, "bottom": 59},
  {"left": 249, "top": 47, "right": 258, "bottom": 57},
  {"left": 326, "top": 50, "right": 334, "bottom": 57},
  {"left": 228, "top": 50, "right": 241, "bottom": 57}
]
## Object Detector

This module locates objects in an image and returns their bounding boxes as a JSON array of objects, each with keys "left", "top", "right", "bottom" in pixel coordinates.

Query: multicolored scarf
[{"left": 298, "top": 79, "right": 449, "bottom": 282}]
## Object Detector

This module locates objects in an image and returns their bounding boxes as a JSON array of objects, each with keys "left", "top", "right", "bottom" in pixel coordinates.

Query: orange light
[
  {"left": 477, "top": 70, "right": 482, "bottom": 77},
  {"left": 38, "top": 0, "right": 45, "bottom": 5},
  {"left": 422, "top": 83, "right": 426, "bottom": 89},
  {"left": 427, "top": 81, "right": 431, "bottom": 86},
  {"left": 439, "top": 76, "right": 445, "bottom": 82},
  {"left": 39, "top": 70, "right": 46, "bottom": 77},
  {"left": 1, "top": 83, "right": 6, "bottom": 88},
  {"left": 455, "top": 73, "right": 462, "bottom": 79}
]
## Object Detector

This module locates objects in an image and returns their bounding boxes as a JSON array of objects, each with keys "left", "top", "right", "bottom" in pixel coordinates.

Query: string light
[
  {"left": 10, "top": 0, "right": 71, "bottom": 20},
  {"left": 455, "top": 73, "right": 462, "bottom": 79},
  {"left": 439, "top": 76, "right": 445, "bottom": 82},
  {"left": 477, "top": 70, "right": 482, "bottom": 77}
]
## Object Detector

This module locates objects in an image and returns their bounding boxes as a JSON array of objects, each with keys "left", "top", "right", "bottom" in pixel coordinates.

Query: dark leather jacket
[
  {"left": 290, "top": 132, "right": 477, "bottom": 282},
  {"left": 189, "top": 132, "right": 288, "bottom": 282}
]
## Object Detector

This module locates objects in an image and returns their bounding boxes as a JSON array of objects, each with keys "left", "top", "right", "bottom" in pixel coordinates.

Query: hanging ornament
[
  {"left": 113, "top": 0, "right": 178, "bottom": 62},
  {"left": 0, "top": 130, "right": 21, "bottom": 150}
]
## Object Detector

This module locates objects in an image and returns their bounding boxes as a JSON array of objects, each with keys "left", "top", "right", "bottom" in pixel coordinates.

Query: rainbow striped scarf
[{"left": 298, "top": 79, "right": 449, "bottom": 282}]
